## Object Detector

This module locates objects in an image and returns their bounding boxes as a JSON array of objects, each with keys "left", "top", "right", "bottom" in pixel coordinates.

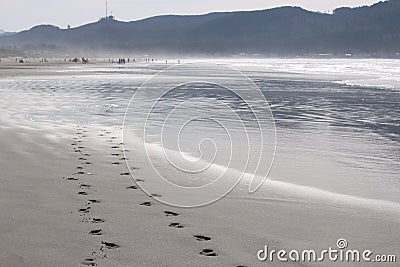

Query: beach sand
[{"left": 0, "top": 62, "right": 399, "bottom": 266}]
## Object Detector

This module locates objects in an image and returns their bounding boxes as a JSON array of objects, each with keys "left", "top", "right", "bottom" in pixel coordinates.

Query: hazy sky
[{"left": 0, "top": 0, "right": 382, "bottom": 32}]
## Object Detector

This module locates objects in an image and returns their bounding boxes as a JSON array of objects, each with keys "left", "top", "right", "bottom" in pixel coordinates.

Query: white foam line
[{"left": 138, "top": 139, "right": 400, "bottom": 213}]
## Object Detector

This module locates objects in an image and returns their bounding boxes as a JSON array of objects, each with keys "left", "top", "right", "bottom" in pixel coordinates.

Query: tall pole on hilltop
[{"left": 106, "top": 1, "right": 108, "bottom": 18}]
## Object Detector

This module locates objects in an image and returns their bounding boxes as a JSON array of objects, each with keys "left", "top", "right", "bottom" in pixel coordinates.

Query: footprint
[
  {"left": 140, "top": 202, "right": 151, "bottom": 207},
  {"left": 89, "top": 229, "right": 103, "bottom": 236},
  {"left": 200, "top": 249, "right": 217, "bottom": 257},
  {"left": 120, "top": 157, "right": 127, "bottom": 160},
  {"left": 111, "top": 162, "right": 120, "bottom": 165},
  {"left": 135, "top": 178, "right": 144, "bottom": 182},
  {"left": 194, "top": 235, "right": 211, "bottom": 241},
  {"left": 164, "top": 211, "right": 179, "bottom": 217},
  {"left": 101, "top": 241, "right": 120, "bottom": 249},
  {"left": 88, "top": 199, "right": 101, "bottom": 204},
  {"left": 79, "top": 207, "right": 91, "bottom": 213},
  {"left": 80, "top": 184, "right": 91, "bottom": 188},
  {"left": 130, "top": 167, "right": 139, "bottom": 170},
  {"left": 81, "top": 258, "right": 97, "bottom": 266},
  {"left": 126, "top": 186, "right": 138, "bottom": 190},
  {"left": 84, "top": 162, "right": 92, "bottom": 165},
  {"left": 76, "top": 166, "right": 84, "bottom": 170},
  {"left": 150, "top": 193, "right": 162, "bottom": 198},
  {"left": 78, "top": 191, "right": 88, "bottom": 195},
  {"left": 120, "top": 172, "right": 130, "bottom": 176},
  {"left": 66, "top": 177, "right": 78, "bottom": 181},
  {"left": 111, "top": 146, "right": 119, "bottom": 149},
  {"left": 169, "top": 223, "right": 184, "bottom": 229},
  {"left": 111, "top": 153, "right": 120, "bottom": 156},
  {"left": 76, "top": 171, "right": 85, "bottom": 175},
  {"left": 79, "top": 157, "right": 87, "bottom": 160},
  {"left": 91, "top": 218, "right": 105, "bottom": 224}
]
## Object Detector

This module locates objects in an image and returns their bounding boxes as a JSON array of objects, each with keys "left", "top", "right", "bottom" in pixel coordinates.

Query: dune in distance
[{"left": 1, "top": 0, "right": 400, "bottom": 57}]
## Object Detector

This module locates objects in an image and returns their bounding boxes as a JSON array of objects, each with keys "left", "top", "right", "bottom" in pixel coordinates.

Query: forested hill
[{"left": 1, "top": 0, "right": 400, "bottom": 56}]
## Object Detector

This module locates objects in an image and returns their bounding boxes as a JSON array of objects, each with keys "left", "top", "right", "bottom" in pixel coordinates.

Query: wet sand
[{"left": 0, "top": 63, "right": 399, "bottom": 266}]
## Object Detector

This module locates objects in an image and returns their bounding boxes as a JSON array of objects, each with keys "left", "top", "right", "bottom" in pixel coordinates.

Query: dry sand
[
  {"left": 0, "top": 60, "right": 103, "bottom": 78},
  {"left": 0, "top": 62, "right": 399, "bottom": 267}
]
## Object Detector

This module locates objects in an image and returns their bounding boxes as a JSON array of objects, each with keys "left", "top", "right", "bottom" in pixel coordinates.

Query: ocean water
[{"left": 0, "top": 59, "right": 399, "bottom": 203}]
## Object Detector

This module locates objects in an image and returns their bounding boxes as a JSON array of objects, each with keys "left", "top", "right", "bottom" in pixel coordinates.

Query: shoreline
[
  {"left": 2, "top": 57, "right": 399, "bottom": 89},
  {"left": 0, "top": 61, "right": 398, "bottom": 204},
  {"left": 0, "top": 61, "right": 398, "bottom": 205}
]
